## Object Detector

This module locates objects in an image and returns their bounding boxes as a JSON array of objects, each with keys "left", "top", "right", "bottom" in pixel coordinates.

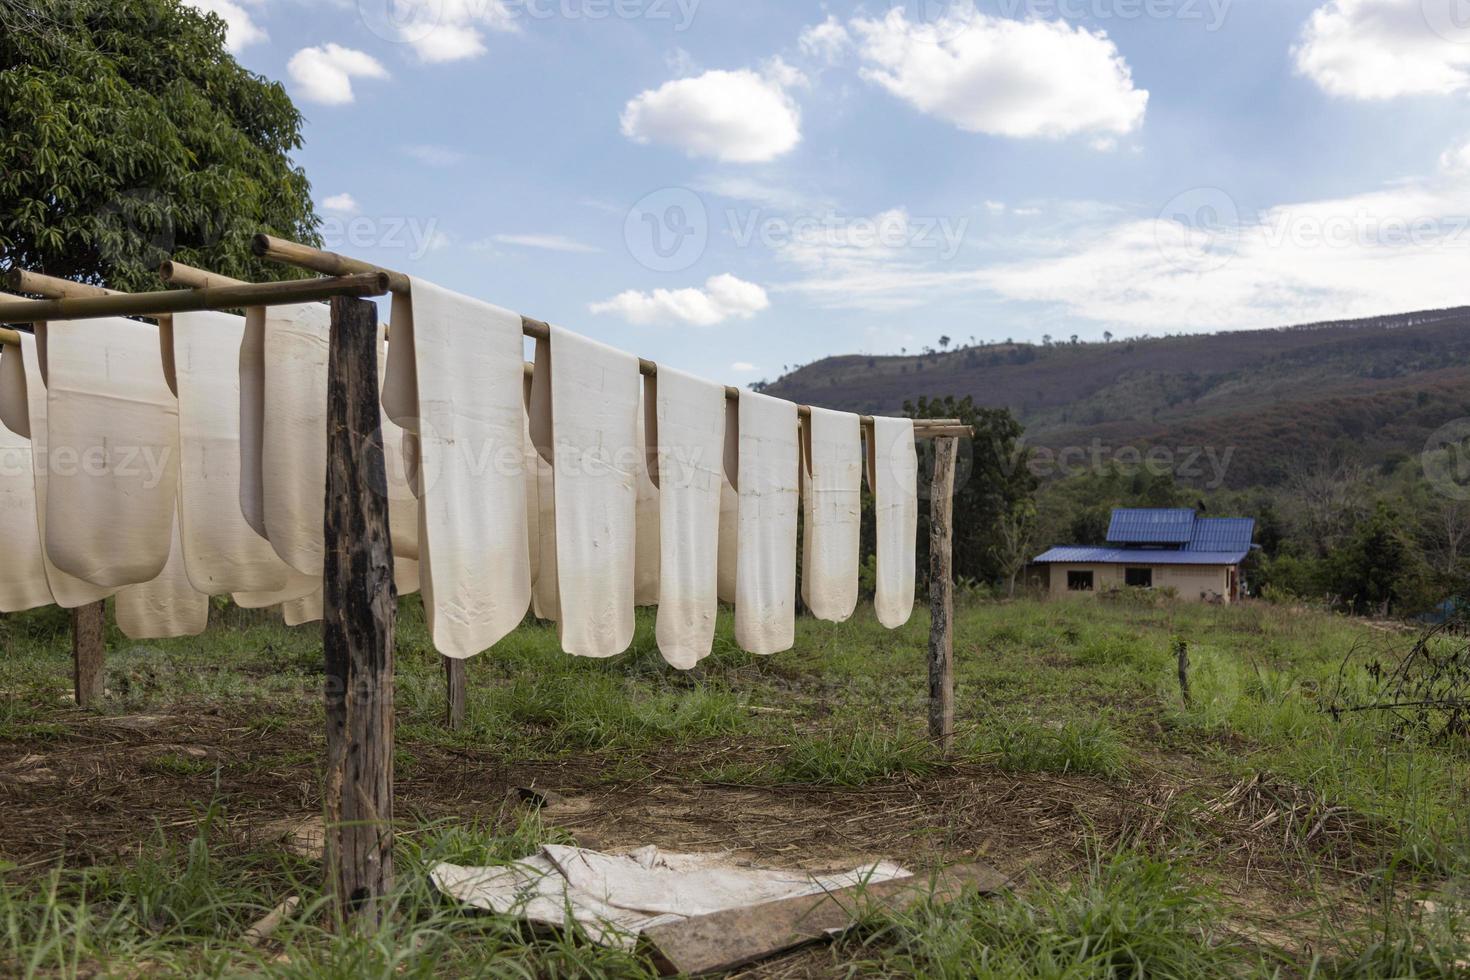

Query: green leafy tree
[
  {"left": 1326, "top": 504, "right": 1433, "bottom": 616},
  {"left": 900, "top": 395, "right": 1038, "bottom": 586},
  {"left": 0, "top": 0, "right": 320, "bottom": 290}
]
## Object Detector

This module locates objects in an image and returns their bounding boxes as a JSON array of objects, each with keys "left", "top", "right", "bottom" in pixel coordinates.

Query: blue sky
[{"left": 195, "top": 0, "right": 1470, "bottom": 383}]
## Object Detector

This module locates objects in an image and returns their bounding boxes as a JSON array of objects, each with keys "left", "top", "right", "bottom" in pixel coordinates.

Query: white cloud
[
  {"left": 321, "top": 193, "right": 358, "bottom": 213},
  {"left": 403, "top": 144, "right": 467, "bottom": 168},
  {"left": 590, "top": 274, "right": 770, "bottom": 326},
  {"left": 731, "top": 361, "right": 759, "bottom": 372},
  {"left": 694, "top": 173, "right": 833, "bottom": 211},
  {"left": 850, "top": 4, "right": 1148, "bottom": 140},
  {"left": 780, "top": 141, "right": 1470, "bottom": 332},
  {"left": 620, "top": 68, "right": 803, "bottom": 163},
  {"left": 379, "top": 0, "right": 519, "bottom": 63},
  {"left": 185, "top": 0, "right": 266, "bottom": 52},
  {"left": 762, "top": 207, "right": 972, "bottom": 312},
  {"left": 1293, "top": 0, "right": 1470, "bottom": 99},
  {"left": 287, "top": 44, "right": 388, "bottom": 106},
  {"left": 984, "top": 200, "right": 1007, "bottom": 214},
  {"left": 799, "top": 15, "right": 851, "bottom": 64},
  {"left": 492, "top": 233, "right": 600, "bottom": 253}
]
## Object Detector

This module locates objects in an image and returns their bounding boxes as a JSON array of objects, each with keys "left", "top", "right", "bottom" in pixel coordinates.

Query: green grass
[
  {"left": 840, "top": 850, "right": 1264, "bottom": 978},
  {"left": 3, "top": 596, "right": 1469, "bottom": 975}
]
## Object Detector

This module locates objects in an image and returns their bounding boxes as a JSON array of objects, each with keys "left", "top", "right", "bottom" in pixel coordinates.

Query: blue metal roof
[
  {"left": 1106, "top": 508, "right": 1196, "bottom": 545},
  {"left": 1032, "top": 546, "right": 1250, "bottom": 566},
  {"left": 1189, "top": 517, "right": 1255, "bottom": 553},
  {"left": 1035, "top": 509, "right": 1256, "bottom": 566}
]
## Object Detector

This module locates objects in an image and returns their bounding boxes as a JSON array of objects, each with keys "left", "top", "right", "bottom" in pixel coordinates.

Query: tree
[
  {"left": 1326, "top": 504, "right": 1432, "bottom": 616},
  {"left": 1103, "top": 331, "right": 1113, "bottom": 343},
  {"left": 991, "top": 501, "right": 1036, "bottom": 597},
  {"left": 900, "top": 395, "right": 1038, "bottom": 586},
  {"left": 938, "top": 335, "right": 951, "bottom": 349},
  {"left": 0, "top": 0, "right": 320, "bottom": 291},
  {"left": 1286, "top": 451, "right": 1370, "bottom": 558}
]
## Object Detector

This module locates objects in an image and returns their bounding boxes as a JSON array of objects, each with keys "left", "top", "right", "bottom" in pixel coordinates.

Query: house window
[
  {"left": 1125, "top": 567, "right": 1154, "bottom": 589},
  {"left": 1067, "top": 570, "right": 1094, "bottom": 592}
]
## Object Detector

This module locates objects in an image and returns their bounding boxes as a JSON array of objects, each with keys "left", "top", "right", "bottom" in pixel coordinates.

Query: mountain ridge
[{"left": 763, "top": 307, "right": 1470, "bottom": 488}]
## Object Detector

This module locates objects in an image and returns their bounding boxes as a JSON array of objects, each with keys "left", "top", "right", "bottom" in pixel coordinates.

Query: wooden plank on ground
[{"left": 642, "top": 861, "right": 1007, "bottom": 976}]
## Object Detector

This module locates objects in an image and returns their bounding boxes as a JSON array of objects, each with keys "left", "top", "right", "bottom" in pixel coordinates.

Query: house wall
[{"left": 1047, "top": 563, "right": 1233, "bottom": 603}]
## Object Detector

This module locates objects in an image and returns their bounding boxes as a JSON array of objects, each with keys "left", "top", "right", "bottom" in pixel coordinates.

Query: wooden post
[
  {"left": 70, "top": 602, "right": 106, "bottom": 707},
  {"left": 927, "top": 436, "right": 958, "bottom": 755},
  {"left": 321, "top": 295, "right": 397, "bottom": 928},
  {"left": 443, "top": 657, "right": 466, "bottom": 730}
]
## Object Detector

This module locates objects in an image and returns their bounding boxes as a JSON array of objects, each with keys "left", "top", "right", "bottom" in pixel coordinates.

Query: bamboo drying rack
[{"left": 0, "top": 241, "right": 970, "bottom": 926}]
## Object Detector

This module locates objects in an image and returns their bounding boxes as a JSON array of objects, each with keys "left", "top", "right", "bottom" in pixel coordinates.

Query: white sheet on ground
[
  {"left": 867, "top": 416, "right": 918, "bottom": 629},
  {"left": 383, "top": 279, "right": 530, "bottom": 659},
  {"left": 116, "top": 501, "right": 210, "bottom": 639},
  {"left": 431, "top": 844, "right": 910, "bottom": 949},
  {"left": 0, "top": 349, "right": 53, "bottom": 612},
  {"left": 171, "top": 311, "right": 293, "bottom": 595},
  {"left": 734, "top": 390, "right": 799, "bottom": 655},
  {"left": 652, "top": 366, "right": 726, "bottom": 669},
  {"left": 11, "top": 332, "right": 112, "bottom": 608},
  {"left": 43, "top": 318, "right": 179, "bottom": 588},
  {"left": 800, "top": 407, "right": 862, "bottom": 623},
  {"left": 542, "top": 326, "right": 640, "bottom": 659}
]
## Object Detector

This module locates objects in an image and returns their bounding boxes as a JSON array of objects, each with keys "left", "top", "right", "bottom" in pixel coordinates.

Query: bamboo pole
[
  {"left": 0, "top": 326, "right": 20, "bottom": 347},
  {"left": 0, "top": 273, "right": 390, "bottom": 323},
  {"left": 322, "top": 294, "right": 397, "bottom": 928},
  {"left": 927, "top": 436, "right": 958, "bottom": 755},
  {"left": 157, "top": 260, "right": 246, "bottom": 290},
  {"left": 5, "top": 270, "right": 117, "bottom": 298},
  {"left": 251, "top": 236, "right": 972, "bottom": 439}
]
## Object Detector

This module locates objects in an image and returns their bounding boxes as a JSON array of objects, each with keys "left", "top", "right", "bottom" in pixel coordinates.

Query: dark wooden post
[
  {"left": 443, "top": 656, "right": 466, "bottom": 729},
  {"left": 927, "top": 436, "right": 958, "bottom": 755},
  {"left": 322, "top": 295, "right": 397, "bottom": 929},
  {"left": 71, "top": 601, "right": 106, "bottom": 707}
]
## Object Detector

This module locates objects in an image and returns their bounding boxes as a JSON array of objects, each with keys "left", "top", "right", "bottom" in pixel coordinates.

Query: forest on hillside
[{"left": 767, "top": 308, "right": 1470, "bottom": 489}]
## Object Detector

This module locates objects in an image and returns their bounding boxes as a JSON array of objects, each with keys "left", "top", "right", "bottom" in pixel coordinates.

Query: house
[{"left": 1032, "top": 508, "right": 1256, "bottom": 603}]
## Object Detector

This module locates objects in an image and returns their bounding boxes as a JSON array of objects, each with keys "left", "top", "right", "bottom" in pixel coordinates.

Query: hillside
[{"left": 764, "top": 308, "right": 1470, "bottom": 487}]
